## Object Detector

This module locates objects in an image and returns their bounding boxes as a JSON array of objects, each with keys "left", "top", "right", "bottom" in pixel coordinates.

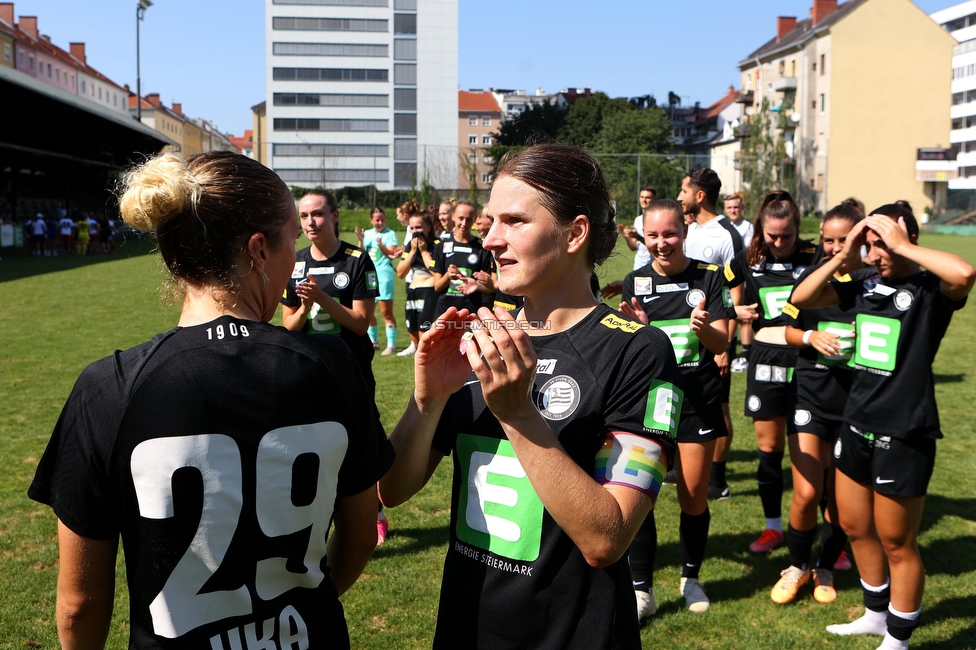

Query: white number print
[
  {"left": 206, "top": 324, "right": 250, "bottom": 340},
  {"left": 130, "top": 423, "right": 348, "bottom": 639}
]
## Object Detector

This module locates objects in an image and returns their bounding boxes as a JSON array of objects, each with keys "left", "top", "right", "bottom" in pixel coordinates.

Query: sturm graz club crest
[
  {"left": 333, "top": 272, "right": 350, "bottom": 289},
  {"left": 536, "top": 375, "right": 581, "bottom": 420}
]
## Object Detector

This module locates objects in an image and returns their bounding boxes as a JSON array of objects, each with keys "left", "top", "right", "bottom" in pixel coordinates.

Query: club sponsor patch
[
  {"left": 767, "top": 262, "right": 793, "bottom": 272},
  {"left": 366, "top": 271, "right": 377, "bottom": 290},
  {"left": 686, "top": 288, "right": 706, "bottom": 308},
  {"left": 698, "top": 262, "right": 719, "bottom": 271},
  {"left": 308, "top": 267, "right": 333, "bottom": 275},
  {"left": 291, "top": 261, "right": 306, "bottom": 279},
  {"left": 333, "top": 272, "right": 350, "bottom": 289},
  {"left": 782, "top": 302, "right": 800, "bottom": 319},
  {"left": 703, "top": 246, "right": 714, "bottom": 259},
  {"left": 454, "top": 246, "right": 473, "bottom": 254},
  {"left": 600, "top": 314, "right": 643, "bottom": 333},
  {"left": 748, "top": 395, "right": 762, "bottom": 412},
  {"left": 444, "top": 242, "right": 454, "bottom": 254},
  {"left": 536, "top": 375, "right": 580, "bottom": 420},
  {"left": 344, "top": 248, "right": 362, "bottom": 258},
  {"left": 894, "top": 290, "right": 914, "bottom": 311},
  {"left": 535, "top": 359, "right": 557, "bottom": 375},
  {"left": 593, "top": 432, "right": 666, "bottom": 499},
  {"left": 863, "top": 276, "right": 880, "bottom": 293},
  {"left": 656, "top": 282, "right": 689, "bottom": 293},
  {"left": 755, "top": 364, "right": 789, "bottom": 383},
  {"left": 642, "top": 380, "right": 683, "bottom": 437},
  {"left": 634, "top": 277, "right": 654, "bottom": 296},
  {"left": 724, "top": 264, "right": 735, "bottom": 282}
]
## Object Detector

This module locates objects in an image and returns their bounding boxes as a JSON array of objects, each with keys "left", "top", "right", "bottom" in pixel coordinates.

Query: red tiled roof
[
  {"left": 703, "top": 86, "right": 739, "bottom": 120},
  {"left": 459, "top": 90, "right": 500, "bottom": 113}
]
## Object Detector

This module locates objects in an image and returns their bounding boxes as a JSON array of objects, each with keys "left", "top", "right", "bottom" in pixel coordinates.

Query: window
[
  {"left": 482, "top": 135, "right": 491, "bottom": 145},
  {"left": 468, "top": 116, "right": 478, "bottom": 126},
  {"left": 28, "top": 54, "right": 34, "bottom": 71},
  {"left": 788, "top": 58, "right": 795, "bottom": 77},
  {"left": 812, "top": 61, "right": 817, "bottom": 72},
  {"left": 394, "top": 0, "right": 416, "bottom": 8},
  {"left": 273, "top": 42, "right": 388, "bottom": 57},
  {"left": 482, "top": 173, "right": 493, "bottom": 184},
  {"left": 819, "top": 54, "right": 826, "bottom": 76},
  {"left": 816, "top": 174, "right": 824, "bottom": 191},
  {"left": 394, "top": 162, "right": 417, "bottom": 186},
  {"left": 467, "top": 153, "right": 477, "bottom": 164},
  {"left": 811, "top": 100, "right": 816, "bottom": 110},
  {"left": 394, "top": 139, "right": 417, "bottom": 160},
  {"left": 819, "top": 93, "right": 825, "bottom": 113},
  {"left": 482, "top": 153, "right": 493, "bottom": 165},
  {"left": 273, "top": 118, "right": 388, "bottom": 131},
  {"left": 272, "top": 17, "right": 387, "bottom": 31},
  {"left": 778, "top": 60, "right": 784, "bottom": 75},
  {"left": 394, "top": 63, "right": 416, "bottom": 84},
  {"left": 393, "top": 39, "right": 416, "bottom": 60},
  {"left": 954, "top": 92, "right": 966, "bottom": 105},
  {"left": 394, "top": 88, "right": 416, "bottom": 110},
  {"left": 274, "top": 143, "right": 388, "bottom": 157},
  {"left": 98, "top": 87, "right": 102, "bottom": 100},
  {"left": 277, "top": 169, "right": 390, "bottom": 183},
  {"left": 273, "top": 0, "right": 388, "bottom": 5},
  {"left": 468, "top": 135, "right": 477, "bottom": 144},
  {"left": 274, "top": 93, "right": 388, "bottom": 107},
  {"left": 47, "top": 62, "right": 52, "bottom": 77},
  {"left": 482, "top": 116, "right": 491, "bottom": 126},
  {"left": 273, "top": 67, "right": 389, "bottom": 81},
  {"left": 394, "top": 113, "right": 417, "bottom": 135},
  {"left": 17, "top": 50, "right": 23, "bottom": 67},
  {"left": 393, "top": 13, "right": 416, "bottom": 34}
]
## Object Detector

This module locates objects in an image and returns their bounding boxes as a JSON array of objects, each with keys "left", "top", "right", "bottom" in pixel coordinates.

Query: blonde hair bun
[{"left": 119, "top": 152, "right": 201, "bottom": 233}]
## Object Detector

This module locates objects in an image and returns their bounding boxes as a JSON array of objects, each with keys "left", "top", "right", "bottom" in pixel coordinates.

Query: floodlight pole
[{"left": 136, "top": 0, "right": 152, "bottom": 122}]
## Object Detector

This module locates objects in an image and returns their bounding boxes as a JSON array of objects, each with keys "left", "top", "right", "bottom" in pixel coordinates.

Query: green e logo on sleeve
[
  {"left": 643, "top": 380, "right": 684, "bottom": 436},
  {"left": 455, "top": 434, "right": 544, "bottom": 562},
  {"left": 759, "top": 285, "right": 793, "bottom": 320},
  {"left": 651, "top": 319, "right": 700, "bottom": 365},
  {"left": 855, "top": 314, "right": 901, "bottom": 372}
]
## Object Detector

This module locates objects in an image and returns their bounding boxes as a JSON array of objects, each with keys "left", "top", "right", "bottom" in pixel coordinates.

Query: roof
[
  {"left": 702, "top": 86, "right": 739, "bottom": 121},
  {"left": 739, "top": 0, "right": 868, "bottom": 67},
  {"left": 459, "top": 90, "right": 500, "bottom": 113}
]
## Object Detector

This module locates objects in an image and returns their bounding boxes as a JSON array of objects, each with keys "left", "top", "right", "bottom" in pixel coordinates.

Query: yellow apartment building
[
  {"left": 739, "top": 0, "right": 955, "bottom": 214},
  {"left": 458, "top": 90, "right": 501, "bottom": 191}
]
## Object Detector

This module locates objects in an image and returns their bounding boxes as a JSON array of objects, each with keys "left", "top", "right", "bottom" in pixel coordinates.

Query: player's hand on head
[
  {"left": 463, "top": 307, "right": 538, "bottom": 423},
  {"left": 866, "top": 215, "right": 910, "bottom": 255}
]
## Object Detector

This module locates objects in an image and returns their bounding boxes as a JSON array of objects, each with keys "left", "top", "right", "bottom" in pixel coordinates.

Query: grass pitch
[{"left": 0, "top": 228, "right": 973, "bottom": 649}]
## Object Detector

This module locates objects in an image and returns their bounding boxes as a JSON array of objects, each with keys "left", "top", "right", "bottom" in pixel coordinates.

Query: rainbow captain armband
[{"left": 593, "top": 432, "right": 667, "bottom": 500}]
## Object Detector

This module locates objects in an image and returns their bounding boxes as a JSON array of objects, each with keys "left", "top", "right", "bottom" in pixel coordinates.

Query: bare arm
[
  {"left": 433, "top": 269, "right": 452, "bottom": 293},
  {"left": 296, "top": 277, "right": 373, "bottom": 336},
  {"left": 326, "top": 486, "right": 380, "bottom": 596},
  {"left": 281, "top": 302, "right": 309, "bottom": 331},
  {"left": 790, "top": 222, "right": 868, "bottom": 310},
  {"left": 56, "top": 521, "right": 117, "bottom": 650}
]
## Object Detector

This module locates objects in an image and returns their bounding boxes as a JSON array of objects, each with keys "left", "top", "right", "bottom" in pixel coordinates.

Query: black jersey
[
  {"left": 431, "top": 236, "right": 495, "bottom": 314},
  {"left": 28, "top": 317, "right": 392, "bottom": 649},
  {"left": 782, "top": 264, "right": 877, "bottom": 420},
  {"left": 833, "top": 271, "right": 967, "bottom": 441},
  {"left": 429, "top": 303, "right": 683, "bottom": 650},
  {"left": 282, "top": 243, "right": 379, "bottom": 357},
  {"left": 622, "top": 260, "right": 731, "bottom": 405},
  {"left": 724, "top": 241, "right": 819, "bottom": 332}
]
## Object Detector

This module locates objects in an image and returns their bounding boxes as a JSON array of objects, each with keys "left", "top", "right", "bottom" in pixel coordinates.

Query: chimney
[
  {"left": 18, "top": 15, "right": 37, "bottom": 38},
  {"left": 69, "top": 42, "right": 86, "bottom": 64},
  {"left": 41, "top": 33, "right": 50, "bottom": 42},
  {"left": 0, "top": 4, "right": 14, "bottom": 27},
  {"left": 146, "top": 93, "right": 161, "bottom": 108},
  {"left": 812, "top": 0, "right": 838, "bottom": 25},
  {"left": 777, "top": 16, "right": 797, "bottom": 40},
  {"left": 172, "top": 102, "right": 182, "bottom": 116}
]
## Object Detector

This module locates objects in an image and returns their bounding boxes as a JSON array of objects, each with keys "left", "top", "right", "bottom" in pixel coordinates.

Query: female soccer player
[
  {"left": 771, "top": 203, "right": 869, "bottom": 604},
  {"left": 723, "top": 190, "right": 819, "bottom": 553},
  {"left": 379, "top": 144, "right": 683, "bottom": 649},
  {"left": 281, "top": 189, "right": 379, "bottom": 399},
  {"left": 28, "top": 151, "right": 389, "bottom": 649},
  {"left": 619, "top": 199, "right": 731, "bottom": 617},
  {"left": 792, "top": 205, "right": 974, "bottom": 650},
  {"left": 358, "top": 207, "right": 401, "bottom": 356},
  {"left": 436, "top": 200, "right": 455, "bottom": 239},
  {"left": 397, "top": 211, "right": 438, "bottom": 356}
]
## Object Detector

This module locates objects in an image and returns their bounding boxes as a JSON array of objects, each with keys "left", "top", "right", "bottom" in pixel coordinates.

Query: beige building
[
  {"left": 252, "top": 101, "right": 267, "bottom": 166},
  {"left": 739, "top": 0, "right": 954, "bottom": 213},
  {"left": 458, "top": 90, "right": 501, "bottom": 191}
]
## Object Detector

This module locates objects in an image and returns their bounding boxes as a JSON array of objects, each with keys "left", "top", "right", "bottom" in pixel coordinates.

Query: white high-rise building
[
  {"left": 265, "top": 0, "right": 457, "bottom": 191},
  {"left": 933, "top": 1, "right": 976, "bottom": 191}
]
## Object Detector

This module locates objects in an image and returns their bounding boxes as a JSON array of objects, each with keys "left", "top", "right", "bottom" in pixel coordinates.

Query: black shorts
[
  {"left": 834, "top": 425, "right": 936, "bottom": 498},
  {"left": 787, "top": 406, "right": 843, "bottom": 442},
  {"left": 405, "top": 286, "right": 437, "bottom": 332},
  {"left": 744, "top": 341, "right": 796, "bottom": 418},
  {"left": 677, "top": 394, "right": 729, "bottom": 443}
]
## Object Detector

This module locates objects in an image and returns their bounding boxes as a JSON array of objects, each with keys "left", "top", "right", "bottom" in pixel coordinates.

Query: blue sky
[{"left": 11, "top": 0, "right": 956, "bottom": 136}]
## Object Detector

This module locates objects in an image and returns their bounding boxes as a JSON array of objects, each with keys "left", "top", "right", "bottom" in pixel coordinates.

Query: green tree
[
  {"left": 738, "top": 98, "right": 794, "bottom": 213},
  {"left": 491, "top": 99, "right": 567, "bottom": 146},
  {"left": 591, "top": 106, "right": 672, "bottom": 154},
  {"left": 557, "top": 93, "right": 631, "bottom": 147}
]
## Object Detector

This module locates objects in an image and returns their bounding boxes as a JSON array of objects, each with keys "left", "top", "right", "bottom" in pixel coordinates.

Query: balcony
[
  {"left": 773, "top": 77, "right": 797, "bottom": 92},
  {"left": 736, "top": 90, "right": 754, "bottom": 105},
  {"left": 915, "top": 159, "right": 958, "bottom": 182}
]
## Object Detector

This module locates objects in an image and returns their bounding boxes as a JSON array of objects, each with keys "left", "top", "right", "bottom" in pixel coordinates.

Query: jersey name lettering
[{"left": 456, "top": 435, "right": 544, "bottom": 562}]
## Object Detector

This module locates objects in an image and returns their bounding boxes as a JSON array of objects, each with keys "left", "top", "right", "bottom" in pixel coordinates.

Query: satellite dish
[{"left": 790, "top": 112, "right": 801, "bottom": 124}]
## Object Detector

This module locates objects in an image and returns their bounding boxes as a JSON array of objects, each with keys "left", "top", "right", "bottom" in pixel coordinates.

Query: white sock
[
  {"left": 826, "top": 608, "right": 888, "bottom": 636},
  {"left": 861, "top": 578, "right": 890, "bottom": 592},
  {"left": 888, "top": 604, "right": 920, "bottom": 621},
  {"left": 876, "top": 632, "right": 909, "bottom": 650},
  {"left": 765, "top": 517, "right": 782, "bottom": 532}
]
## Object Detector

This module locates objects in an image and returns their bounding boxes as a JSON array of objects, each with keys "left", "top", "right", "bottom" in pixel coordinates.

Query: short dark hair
[
  {"left": 495, "top": 144, "right": 617, "bottom": 267},
  {"left": 643, "top": 199, "right": 684, "bottom": 229},
  {"left": 640, "top": 186, "right": 657, "bottom": 197},
  {"left": 303, "top": 188, "right": 337, "bottom": 212},
  {"left": 685, "top": 167, "right": 722, "bottom": 206},
  {"left": 869, "top": 204, "right": 919, "bottom": 239},
  {"left": 823, "top": 202, "right": 863, "bottom": 226}
]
